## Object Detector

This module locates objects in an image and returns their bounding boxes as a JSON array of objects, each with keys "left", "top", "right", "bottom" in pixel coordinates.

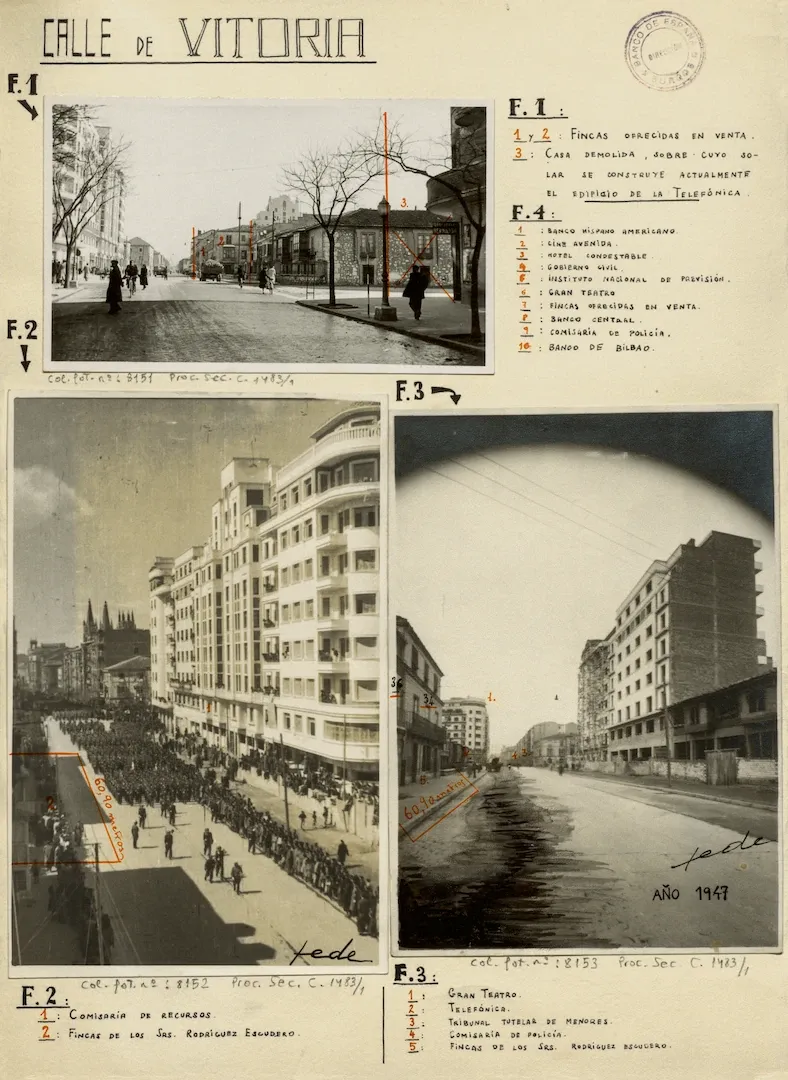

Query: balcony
[
  {"left": 263, "top": 582, "right": 277, "bottom": 594},
  {"left": 317, "top": 615, "right": 349, "bottom": 631},
  {"left": 756, "top": 605, "right": 765, "bottom": 618},
  {"left": 409, "top": 711, "right": 446, "bottom": 744},
  {"left": 262, "top": 651, "right": 280, "bottom": 663},
  {"left": 275, "top": 423, "right": 381, "bottom": 488},
  {"left": 317, "top": 573, "right": 347, "bottom": 592},
  {"left": 316, "top": 530, "right": 345, "bottom": 549},
  {"left": 263, "top": 618, "right": 278, "bottom": 629}
]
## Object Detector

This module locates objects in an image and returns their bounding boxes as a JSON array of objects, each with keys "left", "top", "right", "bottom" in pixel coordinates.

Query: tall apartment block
[
  {"left": 149, "top": 404, "right": 381, "bottom": 780},
  {"left": 442, "top": 697, "right": 490, "bottom": 762},
  {"left": 589, "top": 530, "right": 767, "bottom": 761}
]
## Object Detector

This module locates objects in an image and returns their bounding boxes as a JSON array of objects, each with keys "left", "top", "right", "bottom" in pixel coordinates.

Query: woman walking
[{"left": 106, "top": 259, "right": 123, "bottom": 315}]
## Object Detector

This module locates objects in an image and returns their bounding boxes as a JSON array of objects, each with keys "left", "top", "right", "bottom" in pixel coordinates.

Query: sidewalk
[
  {"left": 576, "top": 768, "right": 778, "bottom": 810},
  {"left": 224, "top": 770, "right": 379, "bottom": 884},
  {"left": 398, "top": 769, "right": 487, "bottom": 837},
  {"left": 296, "top": 293, "right": 485, "bottom": 360},
  {"left": 51, "top": 281, "right": 103, "bottom": 303}
]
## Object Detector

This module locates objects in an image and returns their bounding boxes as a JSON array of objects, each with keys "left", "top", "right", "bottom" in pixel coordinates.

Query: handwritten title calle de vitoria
[{"left": 41, "top": 17, "right": 367, "bottom": 60}]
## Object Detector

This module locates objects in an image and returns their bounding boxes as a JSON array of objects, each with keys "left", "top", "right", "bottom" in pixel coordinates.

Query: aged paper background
[{"left": 1, "top": 0, "right": 786, "bottom": 1076}]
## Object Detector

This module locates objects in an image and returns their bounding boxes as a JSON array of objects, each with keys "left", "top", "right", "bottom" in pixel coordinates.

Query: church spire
[
  {"left": 102, "top": 601, "right": 111, "bottom": 632},
  {"left": 86, "top": 599, "right": 95, "bottom": 630}
]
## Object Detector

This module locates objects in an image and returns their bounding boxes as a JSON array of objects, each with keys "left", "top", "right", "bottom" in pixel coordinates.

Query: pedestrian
[
  {"left": 337, "top": 838, "right": 349, "bottom": 866},
  {"left": 214, "top": 845, "right": 226, "bottom": 880},
  {"left": 203, "top": 827, "right": 213, "bottom": 856},
  {"left": 322, "top": 805, "right": 330, "bottom": 829},
  {"left": 204, "top": 854, "right": 215, "bottom": 882},
  {"left": 299, "top": 810, "right": 307, "bottom": 830},
  {"left": 266, "top": 265, "right": 276, "bottom": 294},
  {"left": 139, "top": 264, "right": 148, "bottom": 290},
  {"left": 164, "top": 829, "right": 173, "bottom": 859},
  {"left": 237, "top": 264, "right": 244, "bottom": 288},
  {"left": 403, "top": 264, "right": 429, "bottom": 320},
  {"left": 258, "top": 263, "right": 267, "bottom": 293},
  {"left": 106, "top": 259, "right": 123, "bottom": 315},
  {"left": 131, "top": 821, "right": 139, "bottom": 849},
  {"left": 138, "top": 804, "right": 147, "bottom": 829},
  {"left": 312, "top": 810, "right": 317, "bottom": 829},
  {"left": 169, "top": 803, "right": 176, "bottom": 826},
  {"left": 230, "top": 861, "right": 244, "bottom": 894},
  {"left": 83, "top": 266, "right": 89, "bottom": 282}
]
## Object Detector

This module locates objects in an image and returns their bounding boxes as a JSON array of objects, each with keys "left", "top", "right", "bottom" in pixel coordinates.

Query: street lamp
[{"left": 374, "top": 197, "right": 397, "bottom": 322}]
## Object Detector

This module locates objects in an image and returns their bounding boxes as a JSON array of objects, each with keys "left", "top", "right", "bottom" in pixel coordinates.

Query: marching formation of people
[{"left": 52, "top": 710, "right": 378, "bottom": 938}]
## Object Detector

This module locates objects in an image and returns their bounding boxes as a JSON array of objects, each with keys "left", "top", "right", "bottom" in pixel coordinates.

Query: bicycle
[{"left": 128, "top": 276, "right": 137, "bottom": 296}]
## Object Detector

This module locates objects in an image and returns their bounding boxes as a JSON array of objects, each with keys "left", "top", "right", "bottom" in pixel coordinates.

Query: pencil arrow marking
[
  {"left": 19, "top": 99, "right": 38, "bottom": 120},
  {"left": 20, "top": 344, "right": 30, "bottom": 371}
]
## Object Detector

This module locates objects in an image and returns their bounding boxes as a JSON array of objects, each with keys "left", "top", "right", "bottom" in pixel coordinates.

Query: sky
[
  {"left": 58, "top": 98, "right": 458, "bottom": 263},
  {"left": 13, "top": 397, "right": 356, "bottom": 648},
  {"left": 395, "top": 443, "right": 778, "bottom": 755}
]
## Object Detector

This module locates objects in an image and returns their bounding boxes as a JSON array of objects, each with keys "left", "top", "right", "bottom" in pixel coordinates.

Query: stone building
[
  {"left": 269, "top": 209, "right": 460, "bottom": 292},
  {"left": 82, "top": 601, "right": 150, "bottom": 699}
]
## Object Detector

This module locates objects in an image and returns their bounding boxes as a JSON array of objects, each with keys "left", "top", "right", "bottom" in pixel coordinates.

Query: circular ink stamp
[{"left": 625, "top": 12, "right": 704, "bottom": 90}]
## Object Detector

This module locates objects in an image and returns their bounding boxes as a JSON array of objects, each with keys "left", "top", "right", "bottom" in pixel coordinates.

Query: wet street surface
[
  {"left": 399, "top": 767, "right": 778, "bottom": 951},
  {"left": 51, "top": 278, "right": 468, "bottom": 366}
]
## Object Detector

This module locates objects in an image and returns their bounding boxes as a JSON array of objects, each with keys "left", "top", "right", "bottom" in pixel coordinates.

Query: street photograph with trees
[{"left": 47, "top": 99, "right": 489, "bottom": 371}]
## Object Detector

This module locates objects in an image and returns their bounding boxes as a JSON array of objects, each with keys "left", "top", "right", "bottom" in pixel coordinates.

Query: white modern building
[
  {"left": 149, "top": 404, "right": 381, "bottom": 780},
  {"left": 442, "top": 697, "right": 490, "bottom": 762}
]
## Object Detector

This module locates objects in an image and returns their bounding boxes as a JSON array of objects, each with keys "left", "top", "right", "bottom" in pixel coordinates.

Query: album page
[{"left": 0, "top": 1, "right": 785, "bottom": 1077}]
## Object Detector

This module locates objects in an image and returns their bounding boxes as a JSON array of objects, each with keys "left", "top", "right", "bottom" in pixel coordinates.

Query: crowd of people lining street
[{"left": 52, "top": 709, "right": 379, "bottom": 938}]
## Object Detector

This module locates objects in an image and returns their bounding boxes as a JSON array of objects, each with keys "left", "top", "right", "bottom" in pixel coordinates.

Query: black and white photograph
[
  {"left": 394, "top": 410, "right": 780, "bottom": 952},
  {"left": 11, "top": 395, "right": 384, "bottom": 968},
  {"left": 46, "top": 98, "right": 489, "bottom": 372}
]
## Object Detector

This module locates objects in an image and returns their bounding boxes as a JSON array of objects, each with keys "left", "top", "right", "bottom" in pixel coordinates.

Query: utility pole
[
  {"left": 248, "top": 219, "right": 253, "bottom": 279},
  {"left": 664, "top": 700, "right": 672, "bottom": 789},
  {"left": 342, "top": 712, "right": 347, "bottom": 799},
  {"left": 279, "top": 731, "right": 290, "bottom": 830},
  {"left": 191, "top": 227, "right": 196, "bottom": 281},
  {"left": 94, "top": 842, "right": 105, "bottom": 964},
  {"left": 237, "top": 202, "right": 242, "bottom": 278},
  {"left": 271, "top": 210, "right": 277, "bottom": 271}
]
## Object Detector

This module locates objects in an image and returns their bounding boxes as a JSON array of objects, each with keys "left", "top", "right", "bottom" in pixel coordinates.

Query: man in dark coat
[
  {"left": 106, "top": 259, "right": 123, "bottom": 315},
  {"left": 403, "top": 265, "right": 429, "bottom": 320}
]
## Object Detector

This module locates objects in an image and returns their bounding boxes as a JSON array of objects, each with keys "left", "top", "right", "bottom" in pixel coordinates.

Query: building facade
[
  {"left": 396, "top": 616, "right": 444, "bottom": 785},
  {"left": 669, "top": 669, "right": 777, "bottom": 762},
  {"left": 52, "top": 110, "right": 126, "bottom": 276},
  {"left": 442, "top": 697, "right": 490, "bottom": 763},
  {"left": 530, "top": 725, "right": 578, "bottom": 766},
  {"left": 599, "top": 531, "right": 768, "bottom": 761},
  {"left": 150, "top": 404, "right": 381, "bottom": 781},
  {"left": 82, "top": 602, "right": 150, "bottom": 699},
  {"left": 103, "top": 655, "right": 151, "bottom": 701},
  {"left": 267, "top": 209, "right": 460, "bottom": 291},
  {"left": 577, "top": 634, "right": 613, "bottom": 761},
  {"left": 426, "top": 105, "right": 487, "bottom": 304}
]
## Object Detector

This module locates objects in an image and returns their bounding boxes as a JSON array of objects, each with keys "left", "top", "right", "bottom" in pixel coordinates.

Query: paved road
[
  {"left": 51, "top": 277, "right": 469, "bottom": 366},
  {"left": 399, "top": 766, "right": 778, "bottom": 951},
  {"left": 36, "top": 720, "right": 377, "bottom": 966}
]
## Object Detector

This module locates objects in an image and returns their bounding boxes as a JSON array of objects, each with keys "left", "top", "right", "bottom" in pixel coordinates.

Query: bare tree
[
  {"left": 362, "top": 110, "right": 487, "bottom": 340},
  {"left": 52, "top": 105, "right": 130, "bottom": 286},
  {"left": 280, "top": 140, "right": 385, "bottom": 306}
]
